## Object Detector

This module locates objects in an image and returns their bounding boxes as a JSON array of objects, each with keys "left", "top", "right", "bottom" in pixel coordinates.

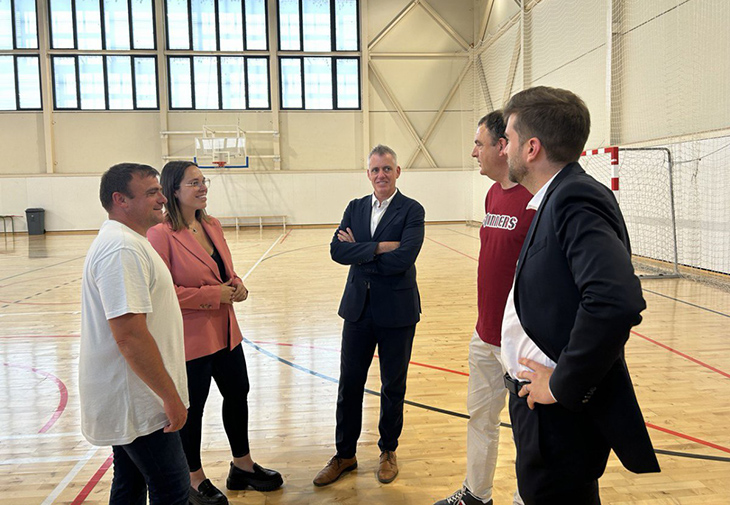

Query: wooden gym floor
[{"left": 1, "top": 224, "right": 729, "bottom": 504}]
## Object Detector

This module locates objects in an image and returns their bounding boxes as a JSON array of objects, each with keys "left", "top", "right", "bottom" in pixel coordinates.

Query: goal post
[{"left": 580, "top": 146, "right": 680, "bottom": 279}]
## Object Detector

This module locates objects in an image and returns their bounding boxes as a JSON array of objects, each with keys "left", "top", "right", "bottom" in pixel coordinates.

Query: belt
[{"left": 504, "top": 373, "right": 528, "bottom": 396}]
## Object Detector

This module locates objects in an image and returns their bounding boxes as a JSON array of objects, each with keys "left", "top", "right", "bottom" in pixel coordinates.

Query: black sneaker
[
  {"left": 226, "top": 462, "right": 283, "bottom": 492},
  {"left": 434, "top": 487, "right": 492, "bottom": 505},
  {"left": 189, "top": 479, "right": 229, "bottom": 505}
]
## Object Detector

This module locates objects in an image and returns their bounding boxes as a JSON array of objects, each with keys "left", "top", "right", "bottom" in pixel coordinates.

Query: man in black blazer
[
  {"left": 499, "top": 87, "right": 660, "bottom": 504},
  {"left": 313, "top": 144, "right": 425, "bottom": 487}
]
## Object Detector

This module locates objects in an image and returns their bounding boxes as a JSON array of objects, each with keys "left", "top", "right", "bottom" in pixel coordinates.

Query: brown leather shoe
[
  {"left": 313, "top": 455, "right": 357, "bottom": 487},
  {"left": 377, "top": 450, "right": 398, "bottom": 484}
]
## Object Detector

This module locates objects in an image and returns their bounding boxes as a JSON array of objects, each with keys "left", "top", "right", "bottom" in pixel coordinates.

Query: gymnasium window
[
  {"left": 278, "top": 0, "right": 360, "bottom": 110},
  {"left": 166, "top": 0, "right": 270, "bottom": 110},
  {"left": 0, "top": 0, "right": 41, "bottom": 110},
  {"left": 49, "top": 0, "right": 155, "bottom": 50},
  {"left": 51, "top": 55, "right": 158, "bottom": 110},
  {"left": 168, "top": 55, "right": 269, "bottom": 110},
  {"left": 47, "top": 0, "right": 158, "bottom": 110}
]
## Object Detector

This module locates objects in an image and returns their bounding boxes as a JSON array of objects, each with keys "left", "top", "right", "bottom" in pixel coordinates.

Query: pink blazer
[{"left": 147, "top": 217, "right": 243, "bottom": 361}]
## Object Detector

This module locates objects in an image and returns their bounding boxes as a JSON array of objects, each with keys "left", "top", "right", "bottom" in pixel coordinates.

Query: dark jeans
[
  {"left": 335, "top": 299, "right": 416, "bottom": 458},
  {"left": 509, "top": 394, "right": 608, "bottom": 505},
  {"left": 180, "top": 344, "right": 251, "bottom": 471},
  {"left": 110, "top": 429, "right": 189, "bottom": 505}
]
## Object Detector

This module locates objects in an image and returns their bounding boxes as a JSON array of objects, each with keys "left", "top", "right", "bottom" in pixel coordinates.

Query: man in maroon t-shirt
[{"left": 435, "top": 112, "right": 534, "bottom": 505}]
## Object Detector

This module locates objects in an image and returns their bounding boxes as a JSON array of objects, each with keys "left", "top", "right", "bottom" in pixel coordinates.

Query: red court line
[
  {"left": 427, "top": 236, "right": 730, "bottom": 379},
  {"left": 425, "top": 237, "right": 478, "bottom": 261},
  {"left": 279, "top": 229, "right": 293, "bottom": 243},
  {"left": 251, "top": 340, "right": 468, "bottom": 376},
  {"left": 2, "top": 362, "right": 68, "bottom": 432},
  {"left": 631, "top": 330, "right": 730, "bottom": 379},
  {"left": 71, "top": 453, "right": 113, "bottom": 505},
  {"left": 251, "top": 339, "right": 730, "bottom": 454},
  {"left": 646, "top": 423, "right": 730, "bottom": 455}
]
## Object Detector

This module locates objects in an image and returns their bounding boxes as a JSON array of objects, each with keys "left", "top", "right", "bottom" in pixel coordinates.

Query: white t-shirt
[{"left": 79, "top": 220, "right": 188, "bottom": 446}]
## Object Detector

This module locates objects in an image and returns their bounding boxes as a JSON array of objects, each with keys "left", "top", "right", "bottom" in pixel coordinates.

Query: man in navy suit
[
  {"left": 500, "top": 87, "right": 660, "bottom": 504},
  {"left": 313, "top": 144, "right": 425, "bottom": 487}
]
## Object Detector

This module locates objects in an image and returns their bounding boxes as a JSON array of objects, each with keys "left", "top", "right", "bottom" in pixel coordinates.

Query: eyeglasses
[{"left": 184, "top": 177, "right": 210, "bottom": 189}]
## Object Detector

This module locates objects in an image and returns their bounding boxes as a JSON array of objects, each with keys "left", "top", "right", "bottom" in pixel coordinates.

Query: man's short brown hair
[{"left": 504, "top": 86, "right": 590, "bottom": 164}]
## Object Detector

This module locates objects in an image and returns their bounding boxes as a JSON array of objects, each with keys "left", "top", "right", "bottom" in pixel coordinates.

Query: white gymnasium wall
[{"left": 0, "top": 169, "right": 472, "bottom": 232}]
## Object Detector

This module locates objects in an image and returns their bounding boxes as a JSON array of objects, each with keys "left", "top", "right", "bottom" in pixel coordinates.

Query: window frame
[
  {"left": 276, "top": 0, "right": 361, "bottom": 110},
  {"left": 276, "top": 0, "right": 360, "bottom": 53},
  {"left": 165, "top": 0, "right": 269, "bottom": 52},
  {"left": 167, "top": 54, "right": 271, "bottom": 111},
  {"left": 279, "top": 55, "right": 360, "bottom": 111},
  {"left": 4, "top": 0, "right": 40, "bottom": 50},
  {"left": 51, "top": 54, "right": 160, "bottom": 111},
  {"left": 48, "top": 0, "right": 158, "bottom": 51},
  {"left": 0, "top": 54, "right": 42, "bottom": 110}
]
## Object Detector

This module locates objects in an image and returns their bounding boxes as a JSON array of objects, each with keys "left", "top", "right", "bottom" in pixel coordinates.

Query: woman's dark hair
[{"left": 160, "top": 161, "right": 209, "bottom": 231}]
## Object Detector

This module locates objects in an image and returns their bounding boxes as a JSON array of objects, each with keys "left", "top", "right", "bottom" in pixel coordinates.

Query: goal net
[{"left": 580, "top": 147, "right": 679, "bottom": 278}]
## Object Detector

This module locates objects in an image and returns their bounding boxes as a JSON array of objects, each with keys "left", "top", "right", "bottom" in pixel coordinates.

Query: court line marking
[
  {"left": 425, "top": 236, "right": 478, "bottom": 261},
  {"left": 439, "top": 224, "right": 730, "bottom": 319},
  {"left": 631, "top": 329, "right": 730, "bottom": 379},
  {"left": 2, "top": 362, "right": 68, "bottom": 432},
  {"left": 0, "top": 311, "right": 81, "bottom": 317},
  {"left": 251, "top": 340, "right": 469, "bottom": 377},
  {"left": 70, "top": 453, "right": 114, "bottom": 505},
  {"left": 244, "top": 338, "right": 730, "bottom": 461},
  {"left": 41, "top": 447, "right": 100, "bottom": 505},
  {"left": 2, "top": 454, "right": 93, "bottom": 466},
  {"left": 0, "top": 256, "right": 86, "bottom": 283},
  {"left": 0, "top": 431, "right": 79, "bottom": 441},
  {"left": 427, "top": 233, "right": 730, "bottom": 378},
  {"left": 242, "top": 233, "right": 284, "bottom": 281}
]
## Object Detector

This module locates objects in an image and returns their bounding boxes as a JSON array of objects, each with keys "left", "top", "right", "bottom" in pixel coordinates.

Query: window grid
[
  {"left": 277, "top": 0, "right": 360, "bottom": 110},
  {"left": 51, "top": 54, "right": 159, "bottom": 110},
  {"left": 166, "top": 0, "right": 269, "bottom": 52},
  {"left": 48, "top": 0, "right": 157, "bottom": 51},
  {"left": 0, "top": 55, "right": 42, "bottom": 110},
  {"left": 168, "top": 55, "right": 270, "bottom": 111},
  {"left": 279, "top": 55, "right": 359, "bottom": 110},
  {"left": 277, "top": 0, "right": 360, "bottom": 53}
]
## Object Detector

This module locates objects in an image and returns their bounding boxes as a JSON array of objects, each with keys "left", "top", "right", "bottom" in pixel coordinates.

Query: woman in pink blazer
[{"left": 148, "top": 161, "right": 282, "bottom": 505}]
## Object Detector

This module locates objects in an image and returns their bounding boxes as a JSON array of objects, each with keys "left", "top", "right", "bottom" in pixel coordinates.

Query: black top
[{"left": 211, "top": 246, "right": 228, "bottom": 282}]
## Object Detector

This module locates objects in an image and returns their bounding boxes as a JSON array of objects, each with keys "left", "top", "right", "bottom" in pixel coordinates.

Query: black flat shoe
[
  {"left": 226, "top": 462, "right": 283, "bottom": 492},
  {"left": 189, "top": 478, "right": 229, "bottom": 505}
]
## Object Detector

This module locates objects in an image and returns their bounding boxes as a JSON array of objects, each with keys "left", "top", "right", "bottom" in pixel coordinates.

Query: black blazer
[
  {"left": 330, "top": 190, "right": 425, "bottom": 328},
  {"left": 514, "top": 162, "right": 660, "bottom": 474}
]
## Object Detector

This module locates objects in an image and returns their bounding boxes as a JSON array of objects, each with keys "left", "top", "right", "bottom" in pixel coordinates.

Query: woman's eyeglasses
[{"left": 184, "top": 177, "right": 210, "bottom": 189}]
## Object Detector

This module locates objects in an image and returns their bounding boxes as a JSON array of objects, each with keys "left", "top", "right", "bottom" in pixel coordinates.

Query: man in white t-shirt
[{"left": 80, "top": 163, "right": 190, "bottom": 504}]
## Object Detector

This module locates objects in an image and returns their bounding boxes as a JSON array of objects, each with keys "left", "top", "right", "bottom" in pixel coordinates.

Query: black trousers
[
  {"left": 509, "top": 394, "right": 610, "bottom": 505},
  {"left": 180, "top": 344, "right": 251, "bottom": 472},
  {"left": 335, "top": 299, "right": 416, "bottom": 459}
]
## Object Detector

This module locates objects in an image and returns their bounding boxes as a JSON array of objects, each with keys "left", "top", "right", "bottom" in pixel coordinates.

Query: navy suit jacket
[
  {"left": 330, "top": 190, "right": 425, "bottom": 328},
  {"left": 514, "top": 162, "right": 660, "bottom": 474}
]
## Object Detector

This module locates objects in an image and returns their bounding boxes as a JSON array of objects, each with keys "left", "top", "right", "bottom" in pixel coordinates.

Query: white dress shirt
[
  {"left": 501, "top": 171, "right": 562, "bottom": 381},
  {"left": 370, "top": 189, "right": 397, "bottom": 236}
]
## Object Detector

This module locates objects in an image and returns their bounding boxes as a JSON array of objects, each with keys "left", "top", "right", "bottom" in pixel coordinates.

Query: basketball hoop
[{"left": 213, "top": 160, "right": 228, "bottom": 168}]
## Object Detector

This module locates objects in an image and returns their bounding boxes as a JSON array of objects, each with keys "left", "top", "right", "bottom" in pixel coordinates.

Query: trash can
[{"left": 25, "top": 208, "right": 45, "bottom": 235}]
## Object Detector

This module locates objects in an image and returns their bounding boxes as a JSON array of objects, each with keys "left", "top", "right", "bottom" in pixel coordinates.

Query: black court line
[
  {"left": 641, "top": 287, "right": 730, "bottom": 319},
  {"left": 0, "top": 256, "right": 86, "bottom": 283},
  {"left": 242, "top": 337, "right": 730, "bottom": 463}
]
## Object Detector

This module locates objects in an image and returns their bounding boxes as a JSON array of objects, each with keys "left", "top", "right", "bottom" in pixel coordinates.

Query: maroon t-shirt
[{"left": 476, "top": 183, "right": 535, "bottom": 346}]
